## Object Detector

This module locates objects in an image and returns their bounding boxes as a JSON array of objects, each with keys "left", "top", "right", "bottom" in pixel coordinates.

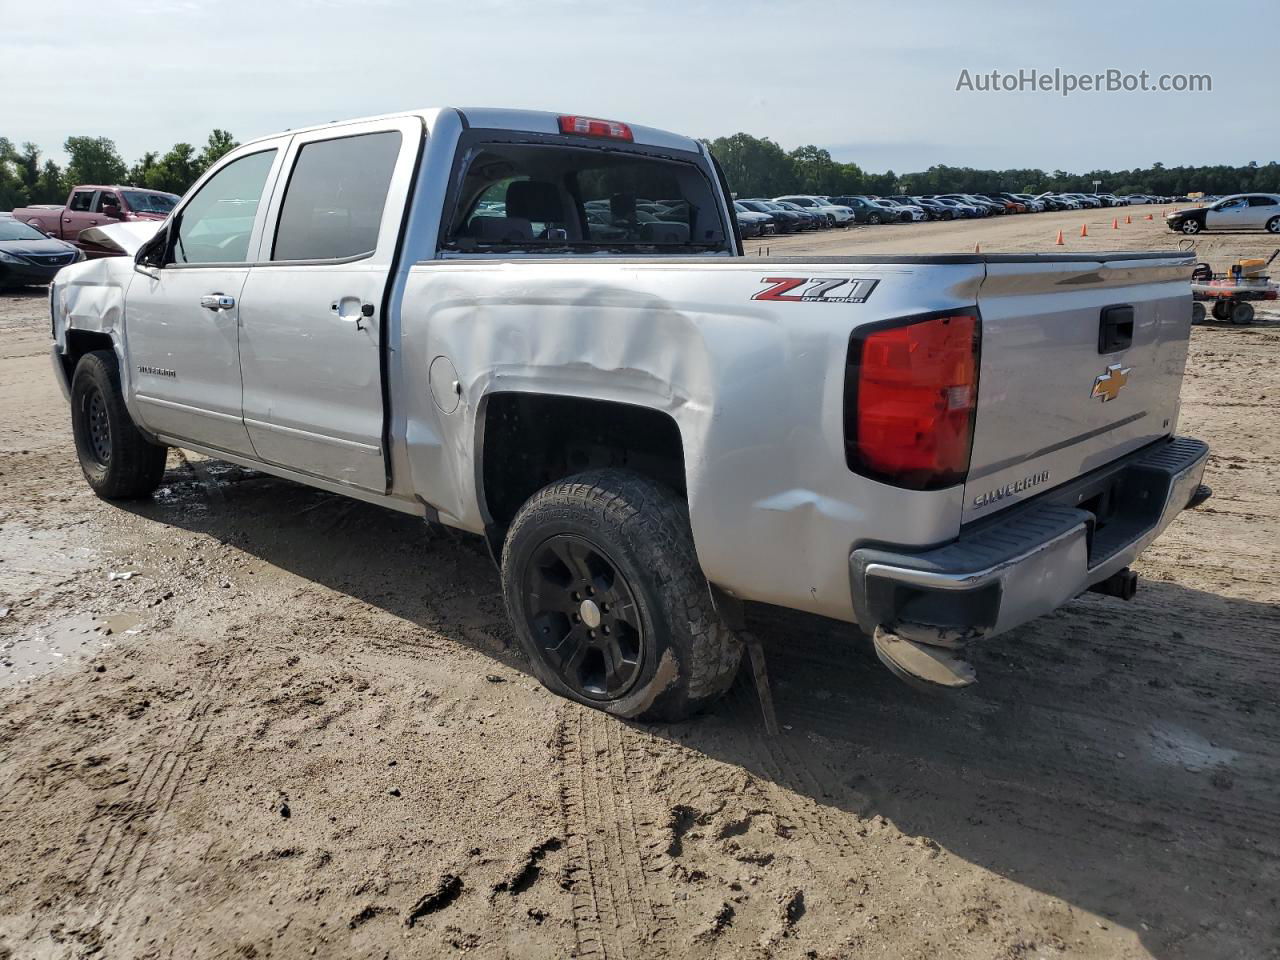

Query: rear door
[
  {"left": 237, "top": 117, "right": 421, "bottom": 492},
  {"left": 962, "top": 254, "right": 1193, "bottom": 523},
  {"left": 1246, "top": 195, "right": 1279, "bottom": 229}
]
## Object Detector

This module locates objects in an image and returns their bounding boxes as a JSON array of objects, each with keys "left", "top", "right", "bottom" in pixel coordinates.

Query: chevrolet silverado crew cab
[{"left": 49, "top": 107, "right": 1209, "bottom": 719}]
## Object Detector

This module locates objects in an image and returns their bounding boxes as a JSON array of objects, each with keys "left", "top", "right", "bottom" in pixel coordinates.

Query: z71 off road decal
[{"left": 752, "top": 277, "right": 880, "bottom": 304}]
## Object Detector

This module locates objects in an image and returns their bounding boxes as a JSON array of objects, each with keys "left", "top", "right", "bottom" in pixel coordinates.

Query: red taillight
[
  {"left": 845, "top": 312, "right": 979, "bottom": 490},
  {"left": 557, "top": 115, "right": 634, "bottom": 141}
]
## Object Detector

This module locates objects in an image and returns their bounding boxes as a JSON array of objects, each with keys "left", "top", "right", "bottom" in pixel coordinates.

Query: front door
[
  {"left": 237, "top": 117, "right": 421, "bottom": 493},
  {"left": 1206, "top": 197, "right": 1250, "bottom": 230},
  {"left": 125, "top": 145, "right": 285, "bottom": 456},
  {"left": 61, "top": 189, "right": 100, "bottom": 240}
]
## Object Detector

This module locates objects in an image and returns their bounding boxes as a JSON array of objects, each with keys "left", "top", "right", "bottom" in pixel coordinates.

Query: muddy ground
[{"left": 1, "top": 209, "right": 1277, "bottom": 959}]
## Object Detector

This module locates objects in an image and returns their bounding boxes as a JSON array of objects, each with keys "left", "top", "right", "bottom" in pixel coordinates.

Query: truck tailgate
[{"left": 964, "top": 253, "right": 1194, "bottom": 523}]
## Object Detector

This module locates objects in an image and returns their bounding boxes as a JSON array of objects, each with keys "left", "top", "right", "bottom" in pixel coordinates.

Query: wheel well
[
  {"left": 480, "top": 392, "right": 686, "bottom": 541},
  {"left": 60, "top": 330, "right": 115, "bottom": 381}
]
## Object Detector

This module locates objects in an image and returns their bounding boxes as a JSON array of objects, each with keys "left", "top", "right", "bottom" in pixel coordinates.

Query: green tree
[
  {"left": 34, "top": 159, "right": 66, "bottom": 203},
  {"left": 144, "top": 143, "right": 200, "bottom": 194},
  {"left": 0, "top": 137, "right": 24, "bottom": 209},
  {"left": 196, "top": 129, "right": 238, "bottom": 175},
  {"left": 63, "top": 136, "right": 128, "bottom": 186}
]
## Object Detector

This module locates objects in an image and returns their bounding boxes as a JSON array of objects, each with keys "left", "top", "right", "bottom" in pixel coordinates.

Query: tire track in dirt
[
  {"left": 558, "top": 707, "right": 673, "bottom": 959},
  {"left": 76, "top": 654, "right": 231, "bottom": 901}
]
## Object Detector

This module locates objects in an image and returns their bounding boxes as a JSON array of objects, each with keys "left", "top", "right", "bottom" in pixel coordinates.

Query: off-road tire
[
  {"left": 1230, "top": 301, "right": 1255, "bottom": 325},
  {"left": 1211, "top": 300, "right": 1233, "bottom": 322},
  {"left": 71, "top": 350, "right": 168, "bottom": 499},
  {"left": 501, "top": 469, "right": 743, "bottom": 722}
]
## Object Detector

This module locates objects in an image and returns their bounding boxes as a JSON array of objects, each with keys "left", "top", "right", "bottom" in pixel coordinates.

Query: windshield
[
  {"left": 0, "top": 219, "right": 49, "bottom": 241},
  {"left": 122, "top": 190, "right": 178, "bottom": 214},
  {"left": 444, "top": 140, "right": 729, "bottom": 253}
]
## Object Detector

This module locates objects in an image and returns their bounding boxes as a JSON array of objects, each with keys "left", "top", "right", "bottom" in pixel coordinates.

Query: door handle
[
  {"left": 331, "top": 299, "right": 375, "bottom": 330},
  {"left": 200, "top": 294, "right": 236, "bottom": 312}
]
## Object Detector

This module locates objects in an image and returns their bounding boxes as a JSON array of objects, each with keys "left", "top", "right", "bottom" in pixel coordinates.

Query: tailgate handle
[{"left": 1098, "top": 305, "right": 1134, "bottom": 354}]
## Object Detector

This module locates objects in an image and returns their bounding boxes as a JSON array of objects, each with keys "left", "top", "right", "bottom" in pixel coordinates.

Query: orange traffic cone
[
  {"left": 1080, "top": 224, "right": 1088, "bottom": 237},
  {"left": 1112, "top": 217, "right": 1119, "bottom": 229},
  {"left": 974, "top": 243, "right": 981, "bottom": 253},
  {"left": 1125, "top": 214, "right": 1132, "bottom": 224},
  {"left": 1055, "top": 230, "right": 1064, "bottom": 245},
  {"left": 1146, "top": 213, "right": 1154, "bottom": 221}
]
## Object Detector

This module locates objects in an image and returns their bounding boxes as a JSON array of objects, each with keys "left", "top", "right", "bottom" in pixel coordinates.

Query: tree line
[
  {"left": 704, "top": 132, "right": 1280, "bottom": 198},
  {"left": 5, "top": 127, "right": 1277, "bottom": 211},
  {"left": 0, "top": 130, "right": 239, "bottom": 209}
]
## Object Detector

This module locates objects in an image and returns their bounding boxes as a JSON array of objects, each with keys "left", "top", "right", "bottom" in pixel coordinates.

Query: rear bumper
[{"left": 849, "top": 436, "right": 1209, "bottom": 646}]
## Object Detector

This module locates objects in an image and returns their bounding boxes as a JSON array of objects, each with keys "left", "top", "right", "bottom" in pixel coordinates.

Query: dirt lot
[{"left": 1, "top": 209, "right": 1277, "bottom": 960}]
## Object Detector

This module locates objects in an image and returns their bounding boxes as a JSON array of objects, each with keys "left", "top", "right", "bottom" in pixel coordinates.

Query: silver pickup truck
[{"left": 49, "top": 107, "right": 1209, "bottom": 719}]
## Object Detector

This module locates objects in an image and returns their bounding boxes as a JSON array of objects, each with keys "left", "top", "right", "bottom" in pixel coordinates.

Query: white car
[
  {"left": 773, "top": 195, "right": 854, "bottom": 224},
  {"left": 873, "top": 199, "right": 925, "bottom": 222},
  {"left": 1166, "top": 194, "right": 1280, "bottom": 234}
]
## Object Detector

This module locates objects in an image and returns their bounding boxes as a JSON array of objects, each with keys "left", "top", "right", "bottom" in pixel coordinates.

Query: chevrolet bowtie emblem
[{"left": 1091, "top": 363, "right": 1131, "bottom": 402}]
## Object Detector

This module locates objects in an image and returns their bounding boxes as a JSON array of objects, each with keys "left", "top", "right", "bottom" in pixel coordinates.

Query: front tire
[
  {"left": 867, "top": 213, "right": 883, "bottom": 225},
  {"left": 501, "top": 470, "right": 743, "bottom": 722},
  {"left": 71, "top": 350, "right": 168, "bottom": 499},
  {"left": 1181, "top": 219, "right": 1202, "bottom": 234},
  {"left": 1266, "top": 216, "right": 1280, "bottom": 234}
]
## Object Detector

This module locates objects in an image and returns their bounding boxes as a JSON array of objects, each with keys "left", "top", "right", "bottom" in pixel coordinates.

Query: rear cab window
[
  {"left": 441, "top": 133, "right": 731, "bottom": 255},
  {"left": 69, "top": 190, "right": 95, "bottom": 212}
]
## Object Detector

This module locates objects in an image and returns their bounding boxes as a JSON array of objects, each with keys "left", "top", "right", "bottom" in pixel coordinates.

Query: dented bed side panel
[{"left": 395, "top": 259, "right": 984, "bottom": 622}]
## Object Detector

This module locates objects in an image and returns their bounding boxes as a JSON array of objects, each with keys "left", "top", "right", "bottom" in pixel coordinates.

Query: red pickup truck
[{"left": 13, "top": 185, "right": 179, "bottom": 256}]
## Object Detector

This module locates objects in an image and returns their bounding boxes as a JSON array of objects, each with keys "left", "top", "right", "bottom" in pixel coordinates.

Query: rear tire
[
  {"left": 1230, "top": 301, "right": 1255, "bottom": 325},
  {"left": 71, "top": 350, "right": 168, "bottom": 499},
  {"left": 867, "top": 213, "right": 883, "bottom": 225},
  {"left": 501, "top": 469, "right": 743, "bottom": 722},
  {"left": 1267, "top": 216, "right": 1280, "bottom": 234},
  {"left": 1191, "top": 301, "right": 1206, "bottom": 324},
  {"left": 1211, "top": 300, "right": 1233, "bottom": 322}
]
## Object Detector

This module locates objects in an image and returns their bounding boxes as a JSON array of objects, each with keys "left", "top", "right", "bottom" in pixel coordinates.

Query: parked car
[
  {"left": 738, "top": 199, "right": 800, "bottom": 233},
  {"left": 0, "top": 218, "right": 84, "bottom": 288},
  {"left": 13, "top": 186, "right": 180, "bottom": 256},
  {"left": 827, "top": 195, "right": 894, "bottom": 224},
  {"left": 881, "top": 197, "right": 928, "bottom": 221},
  {"left": 773, "top": 195, "right": 853, "bottom": 224},
  {"left": 1064, "top": 193, "right": 1103, "bottom": 208},
  {"left": 734, "top": 202, "right": 771, "bottom": 238},
  {"left": 927, "top": 197, "right": 982, "bottom": 218},
  {"left": 47, "top": 105, "right": 1209, "bottom": 713},
  {"left": 1034, "top": 193, "right": 1070, "bottom": 211},
  {"left": 904, "top": 197, "right": 955, "bottom": 220},
  {"left": 1166, "top": 194, "right": 1280, "bottom": 234},
  {"left": 772, "top": 199, "right": 825, "bottom": 229}
]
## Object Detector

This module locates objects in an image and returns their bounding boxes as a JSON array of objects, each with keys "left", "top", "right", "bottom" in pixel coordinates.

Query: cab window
[
  {"left": 271, "top": 131, "right": 402, "bottom": 262},
  {"left": 94, "top": 192, "right": 121, "bottom": 213},
  {"left": 171, "top": 149, "right": 276, "bottom": 265},
  {"left": 69, "top": 190, "right": 95, "bottom": 212}
]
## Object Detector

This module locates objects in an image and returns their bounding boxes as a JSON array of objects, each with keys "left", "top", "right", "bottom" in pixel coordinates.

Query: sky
[{"left": 3, "top": 0, "right": 1273, "bottom": 176}]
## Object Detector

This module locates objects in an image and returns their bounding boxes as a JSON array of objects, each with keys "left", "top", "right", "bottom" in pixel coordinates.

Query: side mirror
[
  {"left": 134, "top": 226, "right": 168, "bottom": 276},
  {"left": 103, "top": 205, "right": 123, "bottom": 219}
]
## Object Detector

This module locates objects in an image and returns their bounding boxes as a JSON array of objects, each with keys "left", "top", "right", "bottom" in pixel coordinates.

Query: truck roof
[
  {"left": 236, "top": 107, "right": 703, "bottom": 156},
  {"left": 73, "top": 185, "right": 179, "bottom": 197}
]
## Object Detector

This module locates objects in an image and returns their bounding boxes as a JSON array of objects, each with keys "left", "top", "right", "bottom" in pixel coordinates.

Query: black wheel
[
  {"left": 867, "top": 213, "right": 883, "bottom": 225},
  {"left": 1211, "top": 300, "right": 1232, "bottom": 322},
  {"left": 1191, "top": 301, "right": 1207, "bottom": 325},
  {"left": 71, "top": 350, "right": 168, "bottom": 499},
  {"left": 1230, "top": 301, "right": 1255, "bottom": 325},
  {"left": 502, "top": 470, "right": 742, "bottom": 722},
  {"left": 1181, "top": 218, "right": 1202, "bottom": 234},
  {"left": 1267, "top": 216, "right": 1280, "bottom": 234}
]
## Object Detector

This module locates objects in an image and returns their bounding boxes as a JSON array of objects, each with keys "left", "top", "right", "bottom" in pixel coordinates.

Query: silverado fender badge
[
  {"left": 138, "top": 365, "right": 177, "bottom": 379},
  {"left": 972, "top": 470, "right": 1051, "bottom": 509},
  {"left": 752, "top": 277, "right": 879, "bottom": 303},
  {"left": 1090, "top": 362, "right": 1131, "bottom": 402}
]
